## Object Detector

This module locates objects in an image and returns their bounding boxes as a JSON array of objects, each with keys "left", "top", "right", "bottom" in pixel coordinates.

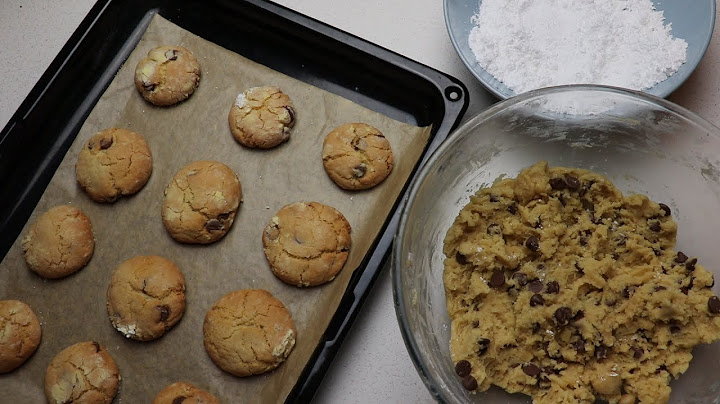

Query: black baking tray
[{"left": 0, "top": 0, "right": 467, "bottom": 401}]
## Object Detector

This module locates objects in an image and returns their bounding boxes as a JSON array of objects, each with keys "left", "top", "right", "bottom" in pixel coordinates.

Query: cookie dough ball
[
  {"left": 228, "top": 86, "right": 295, "bottom": 149},
  {"left": 106, "top": 255, "right": 186, "bottom": 341},
  {"left": 0, "top": 300, "right": 42, "bottom": 373},
  {"left": 134, "top": 46, "right": 201, "bottom": 106},
  {"left": 22, "top": 205, "right": 94, "bottom": 279},
  {"left": 162, "top": 161, "right": 242, "bottom": 244},
  {"left": 262, "top": 202, "right": 351, "bottom": 287},
  {"left": 44, "top": 341, "right": 119, "bottom": 404},
  {"left": 203, "top": 289, "right": 296, "bottom": 377},
  {"left": 152, "top": 381, "right": 220, "bottom": 404},
  {"left": 75, "top": 127, "right": 153, "bottom": 202},
  {"left": 322, "top": 123, "right": 393, "bottom": 190}
]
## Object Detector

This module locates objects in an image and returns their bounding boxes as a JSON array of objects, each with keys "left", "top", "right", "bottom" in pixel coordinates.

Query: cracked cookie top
[
  {"left": 262, "top": 202, "right": 352, "bottom": 287},
  {"left": 22, "top": 205, "right": 95, "bottom": 279},
  {"left": 75, "top": 127, "right": 153, "bottom": 203},
  {"left": 203, "top": 289, "right": 296, "bottom": 377},
  {"left": 44, "top": 341, "right": 120, "bottom": 404},
  {"left": 0, "top": 300, "right": 42, "bottom": 373},
  {"left": 322, "top": 123, "right": 393, "bottom": 190},
  {"left": 106, "top": 255, "right": 186, "bottom": 342},
  {"left": 134, "top": 45, "right": 201, "bottom": 106},
  {"left": 161, "top": 161, "right": 242, "bottom": 244},
  {"left": 151, "top": 381, "right": 220, "bottom": 404},
  {"left": 228, "top": 86, "right": 295, "bottom": 149}
]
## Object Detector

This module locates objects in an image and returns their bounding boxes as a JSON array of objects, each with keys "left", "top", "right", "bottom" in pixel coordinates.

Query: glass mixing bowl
[{"left": 392, "top": 85, "right": 720, "bottom": 403}]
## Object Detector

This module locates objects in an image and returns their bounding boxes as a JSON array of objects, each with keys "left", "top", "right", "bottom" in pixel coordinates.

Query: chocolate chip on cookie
[
  {"left": 44, "top": 341, "right": 119, "bottom": 404},
  {"left": 322, "top": 123, "right": 394, "bottom": 190},
  {"left": 0, "top": 300, "right": 42, "bottom": 373},
  {"left": 22, "top": 205, "right": 94, "bottom": 279},
  {"left": 228, "top": 86, "right": 295, "bottom": 148},
  {"left": 76, "top": 128, "right": 153, "bottom": 202},
  {"left": 262, "top": 202, "right": 351, "bottom": 287},
  {"left": 162, "top": 161, "right": 242, "bottom": 244},
  {"left": 203, "top": 289, "right": 296, "bottom": 377},
  {"left": 152, "top": 381, "right": 220, "bottom": 404},
  {"left": 134, "top": 46, "right": 201, "bottom": 106},
  {"left": 106, "top": 255, "right": 186, "bottom": 341}
]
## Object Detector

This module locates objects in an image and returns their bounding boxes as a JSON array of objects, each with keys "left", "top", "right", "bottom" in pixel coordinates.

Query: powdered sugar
[
  {"left": 469, "top": 0, "right": 688, "bottom": 94},
  {"left": 234, "top": 92, "right": 247, "bottom": 108}
]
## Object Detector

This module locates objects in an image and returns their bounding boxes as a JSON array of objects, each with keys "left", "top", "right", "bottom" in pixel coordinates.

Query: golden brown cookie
[
  {"left": 22, "top": 205, "right": 94, "bottom": 279},
  {"left": 262, "top": 202, "right": 351, "bottom": 287},
  {"left": 106, "top": 255, "right": 186, "bottom": 341},
  {"left": 75, "top": 127, "right": 153, "bottom": 203},
  {"left": 161, "top": 161, "right": 243, "bottom": 244},
  {"left": 134, "top": 46, "right": 201, "bottom": 106},
  {"left": 0, "top": 300, "right": 42, "bottom": 373},
  {"left": 44, "top": 341, "right": 120, "bottom": 404},
  {"left": 321, "top": 123, "right": 393, "bottom": 190},
  {"left": 203, "top": 289, "right": 296, "bottom": 377},
  {"left": 152, "top": 381, "right": 220, "bottom": 404},
  {"left": 228, "top": 86, "right": 295, "bottom": 148},
  {"left": 443, "top": 161, "right": 720, "bottom": 404}
]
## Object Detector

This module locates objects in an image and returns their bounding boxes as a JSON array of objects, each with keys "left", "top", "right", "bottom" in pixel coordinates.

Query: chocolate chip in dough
[
  {"left": 564, "top": 175, "right": 581, "bottom": 190},
  {"left": 489, "top": 195, "right": 499, "bottom": 203},
  {"left": 455, "top": 252, "right": 468, "bottom": 265},
  {"left": 659, "top": 203, "right": 671, "bottom": 216},
  {"left": 574, "top": 339, "right": 586, "bottom": 354},
  {"left": 581, "top": 199, "right": 594, "bottom": 212},
  {"left": 709, "top": 296, "right": 720, "bottom": 314},
  {"left": 477, "top": 338, "right": 491, "bottom": 356},
  {"left": 554, "top": 307, "right": 573, "bottom": 325},
  {"left": 572, "top": 310, "right": 585, "bottom": 321},
  {"left": 595, "top": 345, "right": 609, "bottom": 360},
  {"left": 632, "top": 347, "right": 644, "bottom": 359},
  {"left": 487, "top": 223, "right": 502, "bottom": 236},
  {"left": 530, "top": 294, "right": 545, "bottom": 307},
  {"left": 157, "top": 305, "right": 171, "bottom": 322},
  {"left": 489, "top": 270, "right": 505, "bottom": 288},
  {"left": 525, "top": 235, "right": 540, "bottom": 252},
  {"left": 654, "top": 286, "right": 667, "bottom": 292},
  {"left": 546, "top": 281, "right": 560, "bottom": 294},
  {"left": 512, "top": 272, "right": 528, "bottom": 286},
  {"left": 649, "top": 221, "right": 661, "bottom": 232},
  {"left": 522, "top": 363, "right": 542, "bottom": 376},
  {"left": 675, "top": 251, "right": 688, "bottom": 264},
  {"left": 455, "top": 360, "right": 472, "bottom": 377},
  {"left": 462, "top": 375, "right": 478, "bottom": 391},
  {"left": 507, "top": 203, "right": 518, "bottom": 214},
  {"left": 528, "top": 280, "right": 544, "bottom": 293},
  {"left": 685, "top": 258, "right": 697, "bottom": 272},
  {"left": 549, "top": 177, "right": 567, "bottom": 190}
]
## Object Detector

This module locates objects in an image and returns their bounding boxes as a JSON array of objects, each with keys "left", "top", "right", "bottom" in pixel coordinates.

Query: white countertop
[{"left": 2, "top": 1, "right": 719, "bottom": 403}]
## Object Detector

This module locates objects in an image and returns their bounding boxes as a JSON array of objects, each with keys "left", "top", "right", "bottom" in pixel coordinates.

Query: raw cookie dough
[
  {"left": 106, "top": 255, "right": 186, "bottom": 341},
  {"left": 203, "top": 289, "right": 296, "bottom": 377},
  {"left": 321, "top": 123, "right": 393, "bottom": 190},
  {"left": 152, "top": 381, "right": 220, "bottom": 404},
  {"left": 75, "top": 127, "right": 153, "bottom": 203},
  {"left": 228, "top": 86, "right": 296, "bottom": 148},
  {"left": 443, "top": 161, "right": 720, "bottom": 404},
  {"left": 134, "top": 45, "right": 201, "bottom": 106},
  {"left": 262, "top": 201, "right": 351, "bottom": 287},
  {"left": 0, "top": 300, "right": 42, "bottom": 373},
  {"left": 44, "top": 341, "right": 120, "bottom": 404},
  {"left": 22, "top": 205, "right": 95, "bottom": 279},
  {"left": 161, "top": 161, "right": 242, "bottom": 244}
]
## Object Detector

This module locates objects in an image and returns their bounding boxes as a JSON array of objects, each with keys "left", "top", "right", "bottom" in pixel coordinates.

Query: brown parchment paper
[{"left": 0, "top": 14, "right": 431, "bottom": 403}]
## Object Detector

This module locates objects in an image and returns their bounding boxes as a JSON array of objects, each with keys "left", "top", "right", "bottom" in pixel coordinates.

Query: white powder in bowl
[{"left": 469, "top": 0, "right": 688, "bottom": 94}]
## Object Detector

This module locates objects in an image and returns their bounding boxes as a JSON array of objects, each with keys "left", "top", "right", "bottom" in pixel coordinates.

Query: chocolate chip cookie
[
  {"left": 228, "top": 86, "right": 296, "bottom": 149},
  {"left": 22, "top": 205, "right": 95, "bottom": 279},
  {"left": 322, "top": 123, "right": 393, "bottom": 190},
  {"left": 44, "top": 341, "right": 120, "bottom": 404},
  {"left": 162, "top": 161, "right": 242, "bottom": 244},
  {"left": 203, "top": 289, "right": 296, "bottom": 377},
  {"left": 152, "top": 381, "right": 220, "bottom": 404},
  {"left": 75, "top": 127, "right": 153, "bottom": 203},
  {"left": 262, "top": 202, "right": 351, "bottom": 287},
  {"left": 0, "top": 300, "right": 42, "bottom": 373},
  {"left": 106, "top": 255, "right": 186, "bottom": 341},
  {"left": 443, "top": 161, "right": 720, "bottom": 404},
  {"left": 134, "top": 46, "right": 201, "bottom": 106}
]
